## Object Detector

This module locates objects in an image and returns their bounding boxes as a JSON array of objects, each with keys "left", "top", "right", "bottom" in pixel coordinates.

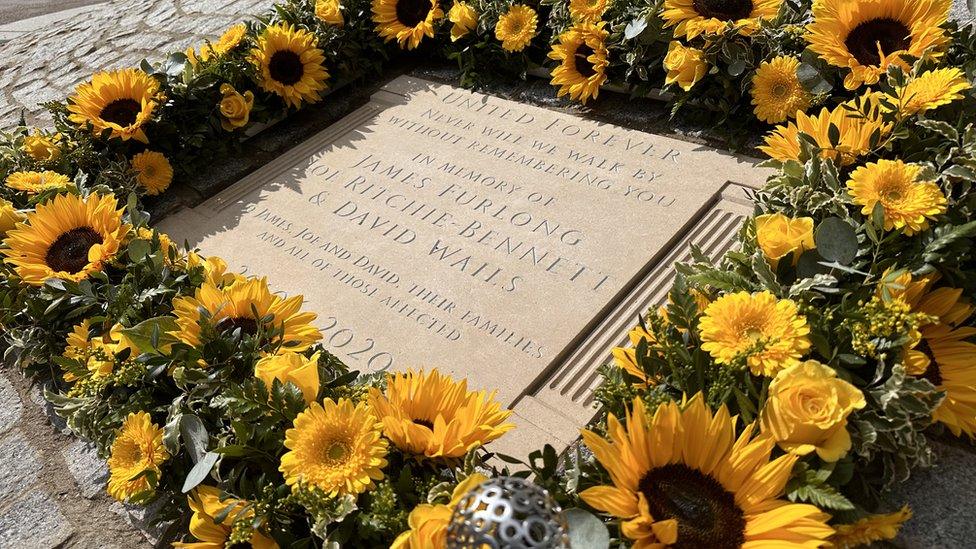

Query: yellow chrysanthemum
[
  {"left": 107, "top": 411, "right": 169, "bottom": 502},
  {"left": 894, "top": 67, "right": 972, "bottom": 116},
  {"left": 4, "top": 170, "right": 73, "bottom": 194},
  {"left": 172, "top": 486, "right": 278, "bottom": 549},
  {"left": 751, "top": 56, "right": 812, "bottom": 124},
  {"left": 447, "top": 1, "right": 477, "bottom": 41},
  {"left": 581, "top": 395, "right": 834, "bottom": 548},
  {"left": 67, "top": 68, "right": 160, "bottom": 143},
  {"left": 760, "top": 93, "right": 888, "bottom": 166},
  {"left": 847, "top": 159, "right": 946, "bottom": 235},
  {"left": 495, "top": 4, "right": 538, "bottom": 53},
  {"left": 250, "top": 24, "right": 329, "bottom": 109},
  {"left": 170, "top": 277, "right": 321, "bottom": 351},
  {"left": 254, "top": 351, "right": 321, "bottom": 404},
  {"left": 22, "top": 131, "right": 61, "bottom": 162},
  {"left": 130, "top": 151, "right": 173, "bottom": 196},
  {"left": 367, "top": 369, "right": 515, "bottom": 459},
  {"left": 548, "top": 22, "right": 609, "bottom": 105},
  {"left": 831, "top": 506, "right": 913, "bottom": 549},
  {"left": 0, "top": 199, "right": 23, "bottom": 237},
  {"left": 569, "top": 0, "right": 609, "bottom": 23},
  {"left": 316, "top": 0, "right": 344, "bottom": 26},
  {"left": 372, "top": 0, "right": 444, "bottom": 50},
  {"left": 700, "top": 290, "right": 811, "bottom": 377},
  {"left": 280, "top": 398, "right": 388, "bottom": 497},
  {"left": 2, "top": 193, "right": 130, "bottom": 286},
  {"left": 662, "top": 0, "right": 782, "bottom": 39},
  {"left": 805, "top": 0, "right": 952, "bottom": 90},
  {"left": 136, "top": 227, "right": 178, "bottom": 264},
  {"left": 392, "top": 473, "right": 488, "bottom": 549},
  {"left": 62, "top": 319, "right": 132, "bottom": 382}
]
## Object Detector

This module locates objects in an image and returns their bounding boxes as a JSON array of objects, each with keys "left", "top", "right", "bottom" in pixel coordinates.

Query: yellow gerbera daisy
[
  {"left": 107, "top": 411, "right": 169, "bottom": 502},
  {"left": 894, "top": 67, "right": 972, "bottom": 116},
  {"left": 699, "top": 290, "right": 811, "bottom": 377},
  {"left": 581, "top": 395, "right": 834, "bottom": 548},
  {"left": 67, "top": 68, "right": 160, "bottom": 143},
  {"left": 391, "top": 473, "right": 488, "bottom": 549},
  {"left": 367, "top": 369, "right": 514, "bottom": 459},
  {"left": 805, "top": 0, "right": 952, "bottom": 90},
  {"left": 280, "top": 398, "right": 388, "bottom": 497},
  {"left": 760, "top": 93, "right": 888, "bottom": 166},
  {"left": 372, "top": 0, "right": 444, "bottom": 50},
  {"left": 447, "top": 1, "right": 477, "bottom": 42},
  {"left": 847, "top": 159, "right": 946, "bottom": 235},
  {"left": 750, "top": 56, "right": 812, "bottom": 124},
  {"left": 22, "top": 131, "right": 61, "bottom": 162},
  {"left": 495, "top": 4, "right": 538, "bottom": 53},
  {"left": 130, "top": 151, "right": 173, "bottom": 196},
  {"left": 662, "top": 0, "right": 782, "bottom": 39},
  {"left": 192, "top": 23, "right": 249, "bottom": 64},
  {"left": 250, "top": 24, "right": 329, "bottom": 109},
  {"left": 4, "top": 170, "right": 73, "bottom": 194},
  {"left": 548, "top": 22, "right": 609, "bottom": 105},
  {"left": 2, "top": 193, "right": 130, "bottom": 286},
  {"left": 172, "top": 485, "right": 278, "bottom": 549},
  {"left": 831, "top": 506, "right": 912, "bottom": 549},
  {"left": 569, "top": 0, "right": 609, "bottom": 23},
  {"left": 170, "top": 277, "right": 321, "bottom": 351}
]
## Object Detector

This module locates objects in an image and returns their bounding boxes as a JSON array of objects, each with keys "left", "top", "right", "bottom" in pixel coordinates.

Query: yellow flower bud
[
  {"left": 755, "top": 213, "right": 815, "bottom": 267},
  {"left": 760, "top": 360, "right": 865, "bottom": 462},
  {"left": 448, "top": 2, "right": 478, "bottom": 42},
  {"left": 0, "top": 199, "right": 24, "bottom": 237},
  {"left": 22, "top": 132, "right": 62, "bottom": 162},
  {"left": 663, "top": 41, "right": 707, "bottom": 92},
  {"left": 219, "top": 83, "right": 255, "bottom": 131},
  {"left": 315, "top": 0, "right": 344, "bottom": 26},
  {"left": 255, "top": 352, "right": 321, "bottom": 404}
]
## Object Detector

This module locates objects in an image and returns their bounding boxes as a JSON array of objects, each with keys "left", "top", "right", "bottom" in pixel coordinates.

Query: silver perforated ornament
[{"left": 445, "top": 476, "right": 570, "bottom": 549}]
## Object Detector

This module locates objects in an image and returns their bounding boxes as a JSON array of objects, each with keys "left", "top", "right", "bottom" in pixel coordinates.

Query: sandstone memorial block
[{"left": 159, "top": 76, "right": 768, "bottom": 454}]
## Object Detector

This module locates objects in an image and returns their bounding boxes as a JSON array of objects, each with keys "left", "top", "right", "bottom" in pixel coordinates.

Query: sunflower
[
  {"left": 612, "top": 324, "right": 656, "bottom": 385},
  {"left": 4, "top": 170, "right": 73, "bottom": 194},
  {"left": 22, "top": 131, "right": 61, "bottom": 162},
  {"left": 280, "top": 398, "right": 388, "bottom": 497},
  {"left": 750, "top": 56, "right": 812, "bottom": 124},
  {"left": 760, "top": 93, "right": 888, "bottom": 166},
  {"left": 831, "top": 506, "right": 912, "bottom": 549},
  {"left": 569, "top": 0, "right": 609, "bottom": 23},
  {"left": 847, "top": 159, "right": 946, "bottom": 235},
  {"left": 173, "top": 486, "right": 278, "bottom": 549},
  {"left": 372, "top": 0, "right": 444, "bottom": 50},
  {"left": 495, "top": 4, "right": 538, "bottom": 53},
  {"left": 107, "top": 411, "right": 169, "bottom": 502},
  {"left": 2, "top": 193, "right": 129, "bottom": 286},
  {"left": 894, "top": 67, "right": 972, "bottom": 116},
  {"left": 699, "top": 290, "right": 811, "bottom": 377},
  {"left": 662, "top": 0, "right": 782, "bottom": 39},
  {"left": 67, "top": 68, "right": 160, "bottom": 143},
  {"left": 250, "top": 24, "right": 329, "bottom": 109},
  {"left": 447, "top": 1, "right": 477, "bottom": 41},
  {"left": 805, "top": 0, "right": 952, "bottom": 90},
  {"left": 580, "top": 395, "right": 834, "bottom": 548},
  {"left": 367, "top": 369, "right": 514, "bottom": 459},
  {"left": 130, "top": 151, "right": 173, "bottom": 196},
  {"left": 170, "top": 277, "right": 321, "bottom": 351},
  {"left": 392, "top": 473, "right": 488, "bottom": 549},
  {"left": 190, "top": 23, "right": 249, "bottom": 64},
  {"left": 548, "top": 22, "right": 609, "bottom": 105}
]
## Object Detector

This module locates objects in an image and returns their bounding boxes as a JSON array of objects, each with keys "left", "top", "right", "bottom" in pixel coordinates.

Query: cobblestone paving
[{"left": 0, "top": 0, "right": 274, "bottom": 130}]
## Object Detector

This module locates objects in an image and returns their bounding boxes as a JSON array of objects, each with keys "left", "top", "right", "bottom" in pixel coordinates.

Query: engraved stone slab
[{"left": 158, "top": 76, "right": 767, "bottom": 409}]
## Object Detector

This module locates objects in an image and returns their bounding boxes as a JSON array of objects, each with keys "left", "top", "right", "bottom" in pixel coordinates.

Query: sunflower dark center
[
  {"left": 574, "top": 44, "right": 597, "bottom": 78},
  {"left": 844, "top": 18, "right": 912, "bottom": 67},
  {"left": 216, "top": 316, "right": 260, "bottom": 337},
  {"left": 268, "top": 51, "right": 304, "bottom": 86},
  {"left": 396, "top": 0, "right": 432, "bottom": 28},
  {"left": 99, "top": 99, "right": 142, "bottom": 127},
  {"left": 45, "top": 227, "right": 103, "bottom": 274},
  {"left": 692, "top": 0, "right": 754, "bottom": 21},
  {"left": 638, "top": 463, "right": 746, "bottom": 549},
  {"left": 226, "top": 543, "right": 252, "bottom": 549},
  {"left": 917, "top": 340, "right": 943, "bottom": 386}
]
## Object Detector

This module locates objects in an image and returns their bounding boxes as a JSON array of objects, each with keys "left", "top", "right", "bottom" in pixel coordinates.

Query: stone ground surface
[
  {"left": 0, "top": 0, "right": 974, "bottom": 548},
  {"left": 0, "top": 1, "right": 103, "bottom": 25}
]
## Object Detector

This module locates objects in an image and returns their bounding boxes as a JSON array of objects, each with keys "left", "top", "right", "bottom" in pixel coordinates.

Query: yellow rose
[
  {"left": 760, "top": 360, "right": 866, "bottom": 462},
  {"left": 663, "top": 41, "right": 707, "bottom": 92},
  {"left": 755, "top": 213, "right": 815, "bottom": 267},
  {"left": 315, "top": 0, "right": 343, "bottom": 26},
  {"left": 22, "top": 132, "right": 61, "bottom": 162},
  {"left": 254, "top": 351, "right": 321, "bottom": 404},
  {"left": 0, "top": 198, "right": 23, "bottom": 236},
  {"left": 448, "top": 2, "right": 478, "bottom": 42},
  {"left": 392, "top": 473, "right": 488, "bottom": 549},
  {"left": 219, "top": 83, "right": 255, "bottom": 131}
]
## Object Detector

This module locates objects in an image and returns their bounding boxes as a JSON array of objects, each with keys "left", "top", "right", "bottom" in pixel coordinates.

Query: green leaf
[
  {"left": 728, "top": 59, "right": 747, "bottom": 77},
  {"left": 127, "top": 239, "right": 151, "bottom": 263},
  {"left": 180, "top": 414, "right": 209, "bottom": 463},
  {"left": 565, "top": 508, "right": 610, "bottom": 549},
  {"left": 122, "top": 316, "right": 179, "bottom": 354},
  {"left": 182, "top": 451, "right": 219, "bottom": 493},
  {"left": 815, "top": 218, "right": 858, "bottom": 265},
  {"left": 624, "top": 18, "right": 648, "bottom": 40}
]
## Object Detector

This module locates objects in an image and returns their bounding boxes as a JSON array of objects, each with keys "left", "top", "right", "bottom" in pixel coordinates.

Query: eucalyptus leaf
[
  {"left": 180, "top": 414, "right": 209, "bottom": 463},
  {"left": 182, "top": 451, "right": 219, "bottom": 493},
  {"left": 565, "top": 508, "right": 610, "bottom": 549},
  {"left": 624, "top": 18, "right": 648, "bottom": 40},
  {"left": 815, "top": 218, "right": 858, "bottom": 265}
]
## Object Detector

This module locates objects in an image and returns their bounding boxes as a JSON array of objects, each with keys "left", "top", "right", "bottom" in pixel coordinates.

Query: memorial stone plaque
[{"left": 158, "top": 76, "right": 766, "bottom": 421}]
